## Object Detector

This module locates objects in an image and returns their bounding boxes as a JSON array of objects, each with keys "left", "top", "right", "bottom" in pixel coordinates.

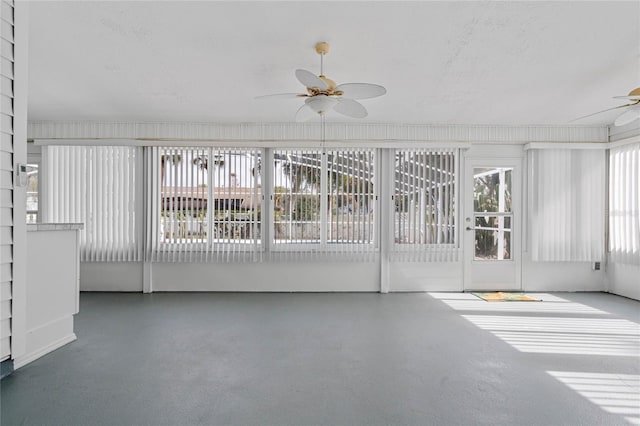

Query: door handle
[{"left": 466, "top": 226, "right": 475, "bottom": 231}]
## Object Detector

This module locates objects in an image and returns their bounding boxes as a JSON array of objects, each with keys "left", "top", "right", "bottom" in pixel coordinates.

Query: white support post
[
  {"left": 320, "top": 150, "right": 328, "bottom": 249},
  {"left": 143, "top": 261, "right": 152, "bottom": 294},
  {"left": 379, "top": 149, "right": 393, "bottom": 293},
  {"left": 262, "top": 148, "right": 273, "bottom": 258},
  {"left": 498, "top": 168, "right": 505, "bottom": 260}
]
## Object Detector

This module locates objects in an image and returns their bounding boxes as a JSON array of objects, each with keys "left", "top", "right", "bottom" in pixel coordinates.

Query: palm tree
[
  {"left": 160, "top": 153, "right": 183, "bottom": 187},
  {"left": 279, "top": 154, "right": 322, "bottom": 220},
  {"left": 192, "top": 155, "right": 208, "bottom": 172}
]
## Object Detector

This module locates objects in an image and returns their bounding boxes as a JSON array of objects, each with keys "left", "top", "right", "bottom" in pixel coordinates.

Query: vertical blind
[
  {"left": 272, "top": 149, "right": 322, "bottom": 247},
  {"left": 271, "top": 148, "right": 377, "bottom": 261},
  {"left": 326, "top": 149, "right": 376, "bottom": 254},
  {"left": 392, "top": 149, "right": 458, "bottom": 261},
  {"left": 39, "top": 145, "right": 475, "bottom": 264},
  {"left": 43, "top": 146, "right": 141, "bottom": 261},
  {"left": 609, "top": 143, "right": 639, "bottom": 265},
  {"left": 528, "top": 149, "right": 605, "bottom": 262},
  {"left": 147, "top": 147, "right": 262, "bottom": 262}
]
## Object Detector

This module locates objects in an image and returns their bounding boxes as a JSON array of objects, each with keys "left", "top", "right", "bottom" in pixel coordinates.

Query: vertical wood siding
[{"left": 0, "top": 0, "right": 14, "bottom": 361}]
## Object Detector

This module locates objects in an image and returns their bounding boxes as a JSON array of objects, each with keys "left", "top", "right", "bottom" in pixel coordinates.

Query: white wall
[
  {"left": 521, "top": 257, "right": 605, "bottom": 292},
  {"left": 80, "top": 258, "right": 612, "bottom": 293},
  {"left": 80, "top": 263, "right": 143, "bottom": 292},
  {"left": 33, "top": 123, "right": 614, "bottom": 294},
  {"left": 80, "top": 261, "right": 380, "bottom": 292},
  {"left": 606, "top": 262, "right": 640, "bottom": 301},
  {"left": 387, "top": 262, "right": 463, "bottom": 292}
]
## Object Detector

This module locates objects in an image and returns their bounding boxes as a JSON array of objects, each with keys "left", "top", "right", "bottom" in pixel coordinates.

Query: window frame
[
  {"left": 391, "top": 148, "right": 458, "bottom": 253},
  {"left": 268, "top": 148, "right": 379, "bottom": 253}
]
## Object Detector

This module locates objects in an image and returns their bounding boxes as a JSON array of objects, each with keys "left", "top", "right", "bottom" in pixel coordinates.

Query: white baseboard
[{"left": 14, "top": 333, "right": 77, "bottom": 369}]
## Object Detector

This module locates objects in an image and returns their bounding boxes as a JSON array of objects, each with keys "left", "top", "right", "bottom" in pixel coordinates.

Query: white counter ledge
[
  {"left": 15, "top": 223, "right": 82, "bottom": 369},
  {"left": 27, "top": 223, "right": 84, "bottom": 231}
]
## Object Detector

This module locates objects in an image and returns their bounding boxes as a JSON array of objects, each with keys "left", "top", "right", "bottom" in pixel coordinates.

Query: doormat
[{"left": 472, "top": 292, "right": 542, "bottom": 302}]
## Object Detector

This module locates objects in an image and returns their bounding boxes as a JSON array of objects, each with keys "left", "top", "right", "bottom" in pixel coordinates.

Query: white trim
[
  {"left": 525, "top": 139, "right": 640, "bottom": 150},
  {"left": 13, "top": 333, "right": 76, "bottom": 369},
  {"left": 33, "top": 138, "right": 474, "bottom": 149},
  {"left": 608, "top": 135, "right": 640, "bottom": 149},
  {"left": 608, "top": 120, "right": 640, "bottom": 142},
  {"left": 28, "top": 121, "right": 609, "bottom": 144},
  {"left": 524, "top": 142, "right": 609, "bottom": 150}
]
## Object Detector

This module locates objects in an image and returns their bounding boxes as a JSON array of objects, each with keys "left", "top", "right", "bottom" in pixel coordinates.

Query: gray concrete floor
[{"left": 1, "top": 291, "right": 639, "bottom": 426}]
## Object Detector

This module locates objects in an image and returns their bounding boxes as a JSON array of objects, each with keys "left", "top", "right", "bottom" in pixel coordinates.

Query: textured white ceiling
[{"left": 27, "top": 1, "right": 640, "bottom": 126}]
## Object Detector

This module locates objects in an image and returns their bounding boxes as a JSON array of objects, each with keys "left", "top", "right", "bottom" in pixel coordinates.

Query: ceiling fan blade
[
  {"left": 614, "top": 95, "right": 640, "bottom": 101},
  {"left": 614, "top": 105, "right": 640, "bottom": 126},
  {"left": 254, "top": 93, "right": 307, "bottom": 100},
  {"left": 333, "top": 98, "right": 368, "bottom": 118},
  {"left": 335, "top": 83, "right": 386, "bottom": 100},
  {"left": 295, "top": 103, "right": 318, "bottom": 122},
  {"left": 569, "top": 103, "right": 637, "bottom": 122},
  {"left": 614, "top": 87, "right": 640, "bottom": 101},
  {"left": 295, "top": 69, "right": 328, "bottom": 90}
]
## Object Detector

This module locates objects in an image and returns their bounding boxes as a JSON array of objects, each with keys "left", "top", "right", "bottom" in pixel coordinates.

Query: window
[
  {"left": 25, "top": 163, "right": 38, "bottom": 223},
  {"left": 393, "top": 149, "right": 458, "bottom": 261},
  {"left": 609, "top": 143, "right": 639, "bottom": 265},
  {"left": 43, "top": 145, "right": 141, "bottom": 261},
  {"left": 528, "top": 149, "right": 605, "bottom": 262},
  {"left": 40, "top": 145, "right": 465, "bottom": 264},
  {"left": 327, "top": 150, "right": 375, "bottom": 246},
  {"left": 272, "top": 148, "right": 376, "bottom": 259},
  {"left": 152, "top": 147, "right": 262, "bottom": 262},
  {"left": 272, "top": 150, "right": 322, "bottom": 244}
]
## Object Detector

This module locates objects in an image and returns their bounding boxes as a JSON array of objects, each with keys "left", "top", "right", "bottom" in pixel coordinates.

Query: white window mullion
[{"left": 320, "top": 150, "right": 328, "bottom": 249}]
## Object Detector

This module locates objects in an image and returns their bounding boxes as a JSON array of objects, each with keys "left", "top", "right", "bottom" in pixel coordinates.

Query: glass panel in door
[{"left": 473, "top": 167, "right": 513, "bottom": 261}]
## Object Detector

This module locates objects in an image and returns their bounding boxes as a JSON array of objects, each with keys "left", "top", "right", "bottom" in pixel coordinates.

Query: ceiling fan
[
  {"left": 256, "top": 42, "right": 386, "bottom": 122},
  {"left": 572, "top": 87, "right": 640, "bottom": 126}
]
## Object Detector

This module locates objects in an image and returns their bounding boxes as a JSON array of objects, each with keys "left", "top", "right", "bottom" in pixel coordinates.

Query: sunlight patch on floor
[
  {"left": 428, "top": 293, "right": 572, "bottom": 303},
  {"left": 548, "top": 371, "right": 640, "bottom": 424},
  {"left": 462, "top": 315, "right": 640, "bottom": 357},
  {"left": 439, "top": 300, "right": 608, "bottom": 314}
]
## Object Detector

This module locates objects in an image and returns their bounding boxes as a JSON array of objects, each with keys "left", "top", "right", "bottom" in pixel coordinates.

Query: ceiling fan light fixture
[{"left": 306, "top": 95, "right": 338, "bottom": 114}]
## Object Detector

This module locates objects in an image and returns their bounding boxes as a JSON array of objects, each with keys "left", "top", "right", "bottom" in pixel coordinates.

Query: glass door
[{"left": 463, "top": 158, "right": 521, "bottom": 291}]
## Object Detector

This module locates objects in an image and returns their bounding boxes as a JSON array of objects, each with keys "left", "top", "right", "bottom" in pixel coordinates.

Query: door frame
[{"left": 462, "top": 156, "right": 523, "bottom": 291}]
